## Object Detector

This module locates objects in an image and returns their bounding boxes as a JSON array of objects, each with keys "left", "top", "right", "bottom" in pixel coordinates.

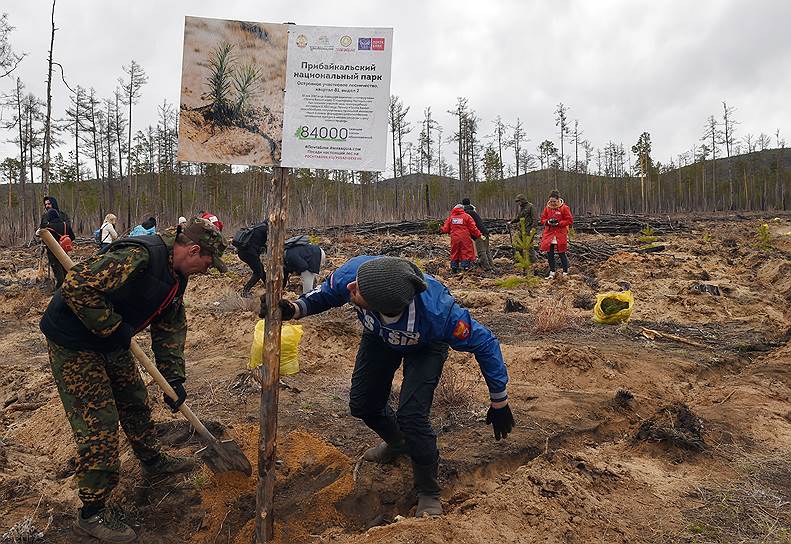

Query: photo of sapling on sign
[
  {"left": 177, "top": 16, "right": 288, "bottom": 166},
  {"left": 280, "top": 26, "right": 394, "bottom": 171}
]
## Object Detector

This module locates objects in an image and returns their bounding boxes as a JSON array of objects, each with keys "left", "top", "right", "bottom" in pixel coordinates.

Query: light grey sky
[{"left": 2, "top": 0, "right": 790, "bottom": 175}]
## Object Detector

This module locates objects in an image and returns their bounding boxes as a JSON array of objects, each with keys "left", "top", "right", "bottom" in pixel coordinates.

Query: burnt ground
[{"left": 1, "top": 215, "right": 791, "bottom": 543}]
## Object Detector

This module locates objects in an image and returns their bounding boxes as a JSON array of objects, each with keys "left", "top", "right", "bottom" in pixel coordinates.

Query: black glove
[
  {"left": 486, "top": 404, "right": 515, "bottom": 440},
  {"left": 258, "top": 298, "right": 297, "bottom": 320},
  {"left": 279, "top": 299, "right": 296, "bottom": 320},
  {"left": 547, "top": 218, "right": 559, "bottom": 226},
  {"left": 164, "top": 379, "right": 187, "bottom": 412},
  {"left": 109, "top": 322, "right": 135, "bottom": 350}
]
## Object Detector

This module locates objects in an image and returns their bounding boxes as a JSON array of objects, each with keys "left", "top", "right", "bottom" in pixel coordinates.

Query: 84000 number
[{"left": 299, "top": 126, "right": 348, "bottom": 140}]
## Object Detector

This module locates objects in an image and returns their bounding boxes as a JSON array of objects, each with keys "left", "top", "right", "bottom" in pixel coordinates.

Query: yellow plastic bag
[
  {"left": 248, "top": 319, "right": 304, "bottom": 375},
  {"left": 592, "top": 290, "right": 634, "bottom": 324}
]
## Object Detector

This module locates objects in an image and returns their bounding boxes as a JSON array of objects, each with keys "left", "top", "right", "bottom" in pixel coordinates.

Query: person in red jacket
[
  {"left": 539, "top": 190, "right": 574, "bottom": 278},
  {"left": 199, "top": 211, "right": 223, "bottom": 232},
  {"left": 440, "top": 204, "right": 481, "bottom": 272}
]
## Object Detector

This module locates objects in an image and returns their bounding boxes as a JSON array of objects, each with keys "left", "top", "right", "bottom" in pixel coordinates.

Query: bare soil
[{"left": 1, "top": 216, "right": 791, "bottom": 543}]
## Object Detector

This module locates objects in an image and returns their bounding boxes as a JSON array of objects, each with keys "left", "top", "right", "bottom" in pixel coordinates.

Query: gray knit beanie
[{"left": 356, "top": 257, "right": 427, "bottom": 315}]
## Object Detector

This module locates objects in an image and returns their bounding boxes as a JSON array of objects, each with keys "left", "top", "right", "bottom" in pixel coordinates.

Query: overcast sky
[{"left": 2, "top": 0, "right": 790, "bottom": 175}]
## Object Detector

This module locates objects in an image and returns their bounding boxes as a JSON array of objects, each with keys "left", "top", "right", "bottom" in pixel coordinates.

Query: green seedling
[
  {"left": 495, "top": 275, "right": 540, "bottom": 289},
  {"left": 512, "top": 217, "right": 536, "bottom": 275}
]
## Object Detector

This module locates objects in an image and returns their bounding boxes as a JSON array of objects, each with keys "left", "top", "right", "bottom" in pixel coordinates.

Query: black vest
[{"left": 40, "top": 236, "right": 187, "bottom": 353}]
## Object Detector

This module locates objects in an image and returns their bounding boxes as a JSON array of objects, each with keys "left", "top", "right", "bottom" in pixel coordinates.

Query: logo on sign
[
  {"left": 372, "top": 38, "right": 385, "bottom": 51},
  {"left": 340, "top": 35, "right": 353, "bottom": 47},
  {"left": 358, "top": 37, "right": 371, "bottom": 50},
  {"left": 296, "top": 34, "right": 307, "bottom": 48}
]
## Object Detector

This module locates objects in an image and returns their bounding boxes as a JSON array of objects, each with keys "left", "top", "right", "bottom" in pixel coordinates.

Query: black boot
[{"left": 412, "top": 460, "right": 442, "bottom": 517}]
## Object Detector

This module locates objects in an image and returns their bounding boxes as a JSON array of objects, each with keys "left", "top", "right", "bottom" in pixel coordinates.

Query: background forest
[{"left": 0, "top": 9, "right": 788, "bottom": 245}]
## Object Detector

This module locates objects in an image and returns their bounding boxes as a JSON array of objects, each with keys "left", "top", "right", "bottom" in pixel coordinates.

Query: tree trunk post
[{"left": 255, "top": 165, "right": 289, "bottom": 543}]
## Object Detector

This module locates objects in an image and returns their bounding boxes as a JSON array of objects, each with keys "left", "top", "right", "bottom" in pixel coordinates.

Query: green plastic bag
[{"left": 249, "top": 319, "right": 304, "bottom": 375}]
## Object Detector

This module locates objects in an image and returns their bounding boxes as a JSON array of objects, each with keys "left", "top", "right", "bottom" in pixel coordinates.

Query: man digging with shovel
[
  {"left": 39, "top": 217, "right": 227, "bottom": 543},
  {"left": 264, "top": 256, "right": 514, "bottom": 517}
]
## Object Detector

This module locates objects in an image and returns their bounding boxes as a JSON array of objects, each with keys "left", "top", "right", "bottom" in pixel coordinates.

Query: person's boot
[
  {"left": 141, "top": 451, "right": 197, "bottom": 478},
  {"left": 412, "top": 460, "right": 442, "bottom": 517},
  {"left": 74, "top": 506, "right": 136, "bottom": 543},
  {"left": 363, "top": 440, "right": 407, "bottom": 464}
]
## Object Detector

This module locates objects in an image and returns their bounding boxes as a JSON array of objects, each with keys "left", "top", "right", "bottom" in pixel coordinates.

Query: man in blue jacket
[{"left": 266, "top": 256, "right": 514, "bottom": 517}]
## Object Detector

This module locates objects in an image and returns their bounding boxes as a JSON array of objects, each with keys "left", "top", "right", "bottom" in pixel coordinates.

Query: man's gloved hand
[
  {"left": 164, "top": 379, "right": 187, "bottom": 412},
  {"left": 279, "top": 299, "right": 296, "bottom": 320},
  {"left": 109, "top": 322, "right": 135, "bottom": 350},
  {"left": 258, "top": 298, "right": 297, "bottom": 320},
  {"left": 547, "top": 218, "right": 559, "bottom": 226},
  {"left": 486, "top": 403, "right": 515, "bottom": 440}
]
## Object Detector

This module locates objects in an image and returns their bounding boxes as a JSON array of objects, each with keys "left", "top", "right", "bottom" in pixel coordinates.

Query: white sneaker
[{"left": 547, "top": 271, "right": 556, "bottom": 279}]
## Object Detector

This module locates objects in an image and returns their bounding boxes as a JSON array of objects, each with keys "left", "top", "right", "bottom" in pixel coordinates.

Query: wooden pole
[{"left": 255, "top": 166, "right": 289, "bottom": 542}]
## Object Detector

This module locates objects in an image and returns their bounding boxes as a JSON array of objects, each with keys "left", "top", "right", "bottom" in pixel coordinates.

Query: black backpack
[
  {"left": 284, "top": 235, "right": 311, "bottom": 250},
  {"left": 232, "top": 221, "right": 267, "bottom": 249}
]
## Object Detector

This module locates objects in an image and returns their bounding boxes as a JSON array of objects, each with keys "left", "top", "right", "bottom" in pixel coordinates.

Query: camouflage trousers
[{"left": 47, "top": 339, "right": 160, "bottom": 505}]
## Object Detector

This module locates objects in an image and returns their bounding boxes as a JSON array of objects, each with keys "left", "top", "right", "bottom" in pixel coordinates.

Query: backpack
[
  {"left": 284, "top": 235, "right": 311, "bottom": 250},
  {"left": 232, "top": 221, "right": 267, "bottom": 249},
  {"left": 94, "top": 228, "right": 102, "bottom": 246},
  {"left": 58, "top": 223, "right": 73, "bottom": 253}
]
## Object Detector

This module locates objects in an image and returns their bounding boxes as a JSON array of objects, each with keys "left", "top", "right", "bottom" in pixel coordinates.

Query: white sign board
[{"left": 280, "top": 26, "right": 393, "bottom": 171}]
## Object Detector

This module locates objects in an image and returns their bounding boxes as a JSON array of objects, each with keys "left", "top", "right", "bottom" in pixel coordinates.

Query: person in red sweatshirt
[
  {"left": 440, "top": 204, "right": 481, "bottom": 272},
  {"left": 199, "top": 211, "right": 223, "bottom": 232},
  {"left": 539, "top": 190, "right": 574, "bottom": 278}
]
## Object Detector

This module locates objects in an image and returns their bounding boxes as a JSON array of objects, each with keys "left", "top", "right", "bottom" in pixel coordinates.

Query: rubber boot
[
  {"left": 74, "top": 507, "right": 136, "bottom": 543},
  {"left": 412, "top": 460, "right": 442, "bottom": 517},
  {"left": 363, "top": 440, "right": 407, "bottom": 464}
]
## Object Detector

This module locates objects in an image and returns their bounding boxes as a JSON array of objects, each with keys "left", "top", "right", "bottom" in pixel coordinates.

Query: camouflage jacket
[
  {"left": 510, "top": 202, "right": 535, "bottom": 229},
  {"left": 60, "top": 233, "right": 188, "bottom": 382}
]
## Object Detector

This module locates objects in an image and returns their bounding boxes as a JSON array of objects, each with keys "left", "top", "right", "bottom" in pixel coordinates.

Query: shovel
[{"left": 37, "top": 229, "right": 252, "bottom": 477}]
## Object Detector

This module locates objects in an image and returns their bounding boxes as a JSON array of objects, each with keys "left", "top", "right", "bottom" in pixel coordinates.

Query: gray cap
[{"left": 356, "top": 257, "right": 427, "bottom": 315}]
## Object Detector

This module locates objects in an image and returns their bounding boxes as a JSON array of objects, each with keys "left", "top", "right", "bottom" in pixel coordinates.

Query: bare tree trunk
[
  {"left": 42, "top": 0, "right": 56, "bottom": 195},
  {"left": 255, "top": 167, "right": 290, "bottom": 543},
  {"left": 15, "top": 79, "right": 27, "bottom": 237}
]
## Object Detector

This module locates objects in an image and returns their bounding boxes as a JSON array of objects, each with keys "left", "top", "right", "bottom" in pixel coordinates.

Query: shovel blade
[{"left": 197, "top": 439, "right": 253, "bottom": 477}]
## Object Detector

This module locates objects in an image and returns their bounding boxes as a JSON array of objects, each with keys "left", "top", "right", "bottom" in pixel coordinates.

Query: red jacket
[
  {"left": 200, "top": 212, "right": 223, "bottom": 232},
  {"left": 539, "top": 201, "right": 574, "bottom": 252},
  {"left": 441, "top": 206, "right": 481, "bottom": 261}
]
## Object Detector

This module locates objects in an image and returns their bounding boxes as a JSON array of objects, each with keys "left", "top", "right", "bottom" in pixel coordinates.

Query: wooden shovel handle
[{"left": 36, "top": 229, "right": 220, "bottom": 446}]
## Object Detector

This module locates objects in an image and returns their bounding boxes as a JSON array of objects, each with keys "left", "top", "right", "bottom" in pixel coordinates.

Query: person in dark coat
[
  {"left": 39, "top": 196, "right": 75, "bottom": 289},
  {"left": 283, "top": 243, "right": 326, "bottom": 293},
  {"left": 462, "top": 198, "right": 493, "bottom": 271},
  {"left": 510, "top": 194, "right": 535, "bottom": 229},
  {"left": 235, "top": 221, "right": 269, "bottom": 298}
]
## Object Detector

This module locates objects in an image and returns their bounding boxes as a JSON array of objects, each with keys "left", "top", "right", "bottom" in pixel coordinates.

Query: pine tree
[{"left": 512, "top": 217, "right": 536, "bottom": 275}]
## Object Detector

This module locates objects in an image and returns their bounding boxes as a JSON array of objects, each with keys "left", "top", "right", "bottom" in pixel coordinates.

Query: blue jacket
[
  {"left": 294, "top": 256, "right": 508, "bottom": 401},
  {"left": 129, "top": 225, "right": 156, "bottom": 237}
]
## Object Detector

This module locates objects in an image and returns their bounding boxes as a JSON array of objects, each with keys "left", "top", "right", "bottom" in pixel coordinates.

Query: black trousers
[
  {"left": 547, "top": 243, "right": 569, "bottom": 272},
  {"left": 47, "top": 249, "right": 66, "bottom": 289},
  {"left": 238, "top": 248, "right": 265, "bottom": 292},
  {"left": 349, "top": 333, "right": 448, "bottom": 466}
]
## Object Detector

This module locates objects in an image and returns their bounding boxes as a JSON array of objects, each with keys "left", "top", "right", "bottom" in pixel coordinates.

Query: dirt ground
[{"left": 1, "top": 215, "right": 791, "bottom": 543}]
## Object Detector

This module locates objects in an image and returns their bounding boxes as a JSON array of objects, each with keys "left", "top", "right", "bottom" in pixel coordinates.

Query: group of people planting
[
  {"left": 440, "top": 189, "right": 574, "bottom": 278},
  {"left": 35, "top": 189, "right": 569, "bottom": 541}
]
